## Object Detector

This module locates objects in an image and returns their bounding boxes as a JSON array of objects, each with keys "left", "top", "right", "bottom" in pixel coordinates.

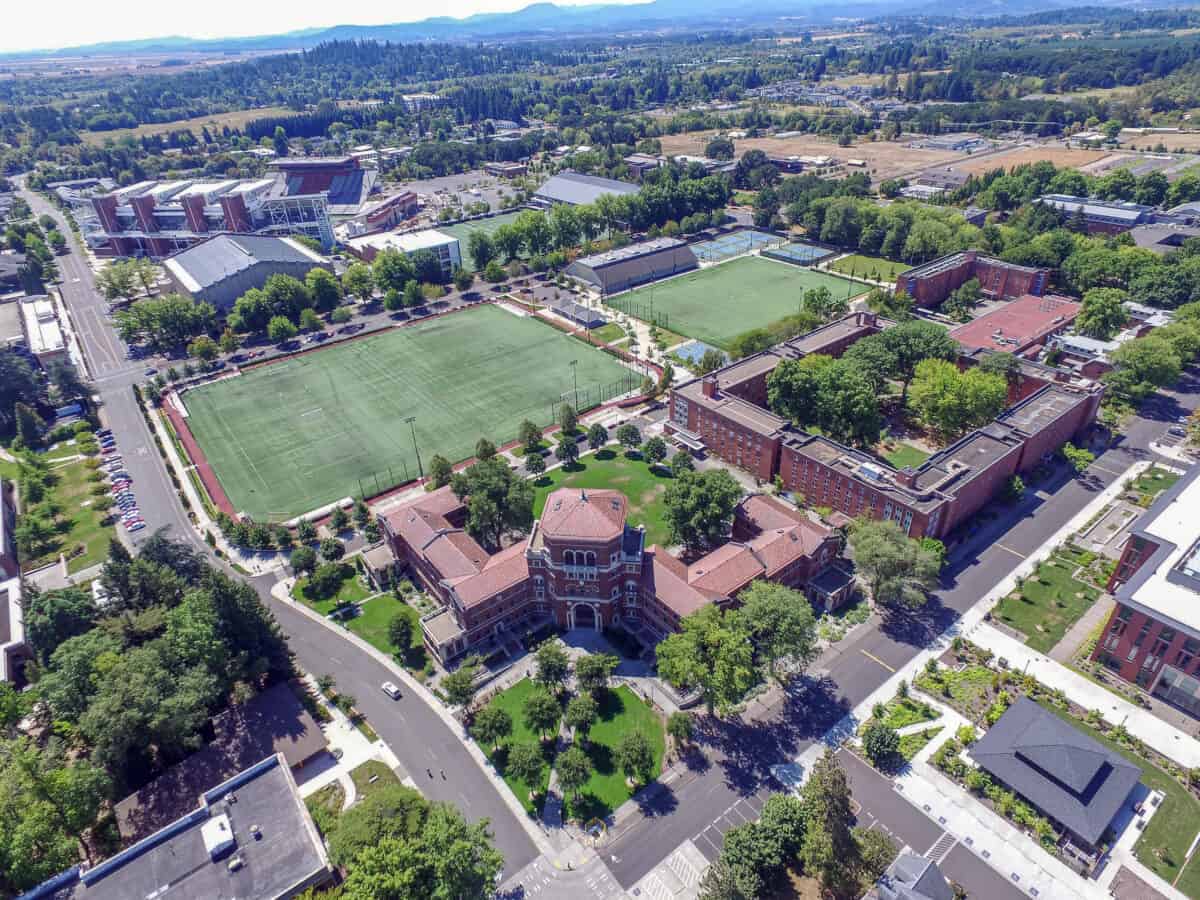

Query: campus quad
[
  {"left": 605, "top": 255, "right": 862, "bottom": 349},
  {"left": 181, "top": 304, "right": 631, "bottom": 519}
]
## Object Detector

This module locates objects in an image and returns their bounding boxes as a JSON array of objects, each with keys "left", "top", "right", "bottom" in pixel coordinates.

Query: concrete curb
[{"left": 267, "top": 579, "right": 557, "bottom": 857}]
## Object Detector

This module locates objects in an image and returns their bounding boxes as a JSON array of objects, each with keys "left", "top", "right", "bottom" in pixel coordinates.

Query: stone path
[{"left": 1049, "top": 593, "right": 1114, "bottom": 664}]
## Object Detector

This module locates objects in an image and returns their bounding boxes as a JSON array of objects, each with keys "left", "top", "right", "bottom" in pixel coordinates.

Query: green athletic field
[
  {"left": 605, "top": 255, "right": 864, "bottom": 350},
  {"left": 182, "top": 305, "right": 632, "bottom": 520},
  {"left": 438, "top": 212, "right": 525, "bottom": 271}
]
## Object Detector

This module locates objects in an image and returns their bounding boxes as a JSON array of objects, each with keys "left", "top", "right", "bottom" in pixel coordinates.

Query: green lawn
[
  {"left": 346, "top": 594, "right": 428, "bottom": 672},
  {"left": 606, "top": 255, "right": 863, "bottom": 350},
  {"left": 898, "top": 726, "right": 943, "bottom": 762},
  {"left": 349, "top": 759, "right": 401, "bottom": 801},
  {"left": 881, "top": 697, "right": 940, "bottom": 731},
  {"left": 293, "top": 562, "right": 371, "bottom": 615},
  {"left": 589, "top": 323, "right": 625, "bottom": 344},
  {"left": 879, "top": 442, "right": 930, "bottom": 470},
  {"left": 916, "top": 665, "right": 994, "bottom": 716},
  {"left": 183, "top": 304, "right": 632, "bottom": 519},
  {"left": 648, "top": 326, "right": 688, "bottom": 349},
  {"left": 15, "top": 455, "right": 116, "bottom": 574},
  {"left": 1129, "top": 466, "right": 1181, "bottom": 506},
  {"left": 532, "top": 450, "right": 677, "bottom": 546},
  {"left": 474, "top": 678, "right": 557, "bottom": 814},
  {"left": 828, "top": 254, "right": 911, "bottom": 282},
  {"left": 992, "top": 555, "right": 1101, "bottom": 653},
  {"left": 1036, "top": 700, "right": 1200, "bottom": 888},
  {"left": 437, "top": 212, "right": 526, "bottom": 271},
  {"left": 562, "top": 686, "right": 665, "bottom": 821}
]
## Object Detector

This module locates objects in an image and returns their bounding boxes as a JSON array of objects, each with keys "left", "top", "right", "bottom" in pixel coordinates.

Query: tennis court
[
  {"left": 438, "top": 211, "right": 525, "bottom": 270},
  {"left": 606, "top": 255, "right": 864, "bottom": 350},
  {"left": 182, "top": 305, "right": 633, "bottom": 520},
  {"left": 673, "top": 340, "right": 725, "bottom": 366},
  {"left": 762, "top": 241, "right": 835, "bottom": 267},
  {"left": 691, "top": 229, "right": 783, "bottom": 263}
]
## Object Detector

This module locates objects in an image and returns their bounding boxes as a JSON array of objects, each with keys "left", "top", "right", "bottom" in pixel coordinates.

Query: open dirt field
[
  {"left": 658, "top": 131, "right": 967, "bottom": 181},
  {"left": 955, "top": 145, "right": 1110, "bottom": 175},
  {"left": 1120, "top": 132, "right": 1200, "bottom": 152},
  {"left": 81, "top": 106, "right": 293, "bottom": 145}
]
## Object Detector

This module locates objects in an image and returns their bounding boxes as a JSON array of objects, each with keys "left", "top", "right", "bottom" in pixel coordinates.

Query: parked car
[
  {"left": 126, "top": 522, "right": 146, "bottom": 533},
  {"left": 381, "top": 681, "right": 402, "bottom": 700},
  {"left": 144, "top": 368, "right": 158, "bottom": 377},
  {"left": 97, "top": 429, "right": 112, "bottom": 438}
]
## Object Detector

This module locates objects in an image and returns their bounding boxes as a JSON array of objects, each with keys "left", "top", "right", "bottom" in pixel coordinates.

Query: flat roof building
[
  {"left": 949, "top": 293, "right": 1081, "bottom": 356},
  {"left": 19, "top": 295, "right": 67, "bottom": 366},
  {"left": 971, "top": 697, "right": 1141, "bottom": 850},
  {"left": 0, "top": 573, "right": 26, "bottom": 684},
  {"left": 532, "top": 171, "right": 639, "bottom": 208},
  {"left": 565, "top": 237, "right": 698, "bottom": 295},
  {"left": 1037, "top": 194, "right": 1155, "bottom": 235},
  {"left": 344, "top": 227, "right": 462, "bottom": 277},
  {"left": 1093, "top": 466, "right": 1200, "bottom": 717},
  {"left": 1129, "top": 222, "right": 1200, "bottom": 255},
  {"left": 163, "top": 235, "right": 331, "bottom": 311},
  {"left": 898, "top": 251, "right": 1049, "bottom": 308},
  {"left": 23, "top": 754, "right": 331, "bottom": 900}
]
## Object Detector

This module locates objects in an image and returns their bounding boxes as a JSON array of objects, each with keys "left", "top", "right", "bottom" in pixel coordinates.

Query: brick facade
[{"left": 897, "top": 251, "right": 1049, "bottom": 308}]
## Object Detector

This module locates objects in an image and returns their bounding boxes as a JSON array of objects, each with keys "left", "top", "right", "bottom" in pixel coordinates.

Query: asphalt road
[
  {"left": 19, "top": 182, "right": 540, "bottom": 879},
  {"left": 602, "top": 372, "right": 1200, "bottom": 889}
]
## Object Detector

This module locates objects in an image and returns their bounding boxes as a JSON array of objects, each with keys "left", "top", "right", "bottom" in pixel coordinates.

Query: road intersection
[{"left": 23, "top": 178, "right": 1199, "bottom": 896}]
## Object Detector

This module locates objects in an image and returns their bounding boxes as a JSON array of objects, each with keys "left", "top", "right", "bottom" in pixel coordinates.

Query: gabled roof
[
  {"left": 163, "top": 234, "right": 325, "bottom": 293},
  {"left": 971, "top": 697, "right": 1141, "bottom": 845},
  {"left": 534, "top": 171, "right": 639, "bottom": 206},
  {"left": 878, "top": 852, "right": 955, "bottom": 900}
]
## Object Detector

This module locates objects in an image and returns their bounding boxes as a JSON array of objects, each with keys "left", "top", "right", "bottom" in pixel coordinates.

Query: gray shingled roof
[
  {"left": 165, "top": 234, "right": 323, "bottom": 291},
  {"left": 971, "top": 697, "right": 1141, "bottom": 845},
  {"left": 878, "top": 852, "right": 954, "bottom": 900},
  {"left": 535, "top": 171, "right": 639, "bottom": 206}
]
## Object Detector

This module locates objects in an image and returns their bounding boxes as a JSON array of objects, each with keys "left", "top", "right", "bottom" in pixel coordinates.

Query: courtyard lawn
[
  {"left": 898, "top": 726, "right": 943, "bottom": 762},
  {"left": 292, "top": 562, "right": 370, "bottom": 615},
  {"left": 606, "top": 255, "right": 863, "bottom": 350},
  {"left": 532, "top": 450, "right": 676, "bottom": 546},
  {"left": 828, "top": 254, "right": 911, "bottom": 282},
  {"left": 346, "top": 593, "right": 428, "bottom": 672},
  {"left": 881, "top": 697, "right": 940, "bottom": 731},
  {"left": 438, "top": 212, "right": 526, "bottom": 271},
  {"left": 182, "top": 304, "right": 632, "bottom": 519},
  {"left": 992, "top": 555, "right": 1101, "bottom": 654},
  {"left": 879, "top": 442, "right": 930, "bottom": 470},
  {"left": 474, "top": 678, "right": 557, "bottom": 814},
  {"left": 349, "top": 759, "right": 401, "bottom": 801},
  {"left": 17, "top": 456, "right": 116, "bottom": 574},
  {"left": 562, "top": 685, "right": 665, "bottom": 821},
  {"left": 589, "top": 323, "right": 625, "bottom": 344},
  {"left": 1036, "top": 700, "right": 1200, "bottom": 889},
  {"left": 1129, "top": 466, "right": 1181, "bottom": 506}
]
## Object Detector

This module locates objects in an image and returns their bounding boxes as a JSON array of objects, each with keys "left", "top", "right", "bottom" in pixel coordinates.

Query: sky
[{"left": 1, "top": 0, "right": 629, "bottom": 54}]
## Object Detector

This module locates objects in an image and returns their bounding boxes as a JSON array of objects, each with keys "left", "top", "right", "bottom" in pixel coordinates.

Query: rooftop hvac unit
[{"left": 201, "top": 814, "right": 236, "bottom": 860}]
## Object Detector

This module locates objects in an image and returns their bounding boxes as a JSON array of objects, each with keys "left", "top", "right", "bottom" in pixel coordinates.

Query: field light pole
[
  {"left": 405, "top": 416, "right": 424, "bottom": 481},
  {"left": 569, "top": 359, "right": 579, "bottom": 410}
]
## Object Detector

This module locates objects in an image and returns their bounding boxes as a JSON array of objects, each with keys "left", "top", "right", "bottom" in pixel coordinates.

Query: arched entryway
[{"left": 571, "top": 603, "right": 598, "bottom": 631}]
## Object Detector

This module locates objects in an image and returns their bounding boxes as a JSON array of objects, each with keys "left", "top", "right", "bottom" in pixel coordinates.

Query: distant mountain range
[{"left": 0, "top": 0, "right": 1184, "bottom": 61}]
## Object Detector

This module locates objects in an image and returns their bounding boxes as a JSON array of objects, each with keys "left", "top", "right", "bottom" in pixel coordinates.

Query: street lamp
[
  {"left": 569, "top": 359, "right": 579, "bottom": 410},
  {"left": 406, "top": 416, "right": 424, "bottom": 481}
]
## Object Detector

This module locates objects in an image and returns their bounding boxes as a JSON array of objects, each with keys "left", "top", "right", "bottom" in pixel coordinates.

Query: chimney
[
  {"left": 894, "top": 467, "right": 917, "bottom": 488},
  {"left": 701, "top": 376, "right": 718, "bottom": 399}
]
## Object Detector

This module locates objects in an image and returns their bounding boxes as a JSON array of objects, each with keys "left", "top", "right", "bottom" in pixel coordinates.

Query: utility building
[
  {"left": 566, "top": 237, "right": 698, "bottom": 295},
  {"left": 163, "top": 235, "right": 331, "bottom": 311}
]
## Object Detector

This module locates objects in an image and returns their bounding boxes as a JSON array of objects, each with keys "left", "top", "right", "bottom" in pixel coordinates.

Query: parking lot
[
  {"left": 98, "top": 429, "right": 144, "bottom": 535},
  {"left": 387, "top": 170, "right": 521, "bottom": 222}
]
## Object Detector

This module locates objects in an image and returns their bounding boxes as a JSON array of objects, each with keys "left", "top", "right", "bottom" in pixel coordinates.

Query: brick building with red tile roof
[{"left": 382, "top": 486, "right": 845, "bottom": 664}]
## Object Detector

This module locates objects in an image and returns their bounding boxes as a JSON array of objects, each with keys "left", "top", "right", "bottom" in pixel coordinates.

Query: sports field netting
[
  {"left": 182, "top": 305, "right": 632, "bottom": 520},
  {"left": 606, "top": 255, "right": 864, "bottom": 350},
  {"left": 691, "top": 229, "right": 784, "bottom": 263},
  {"left": 438, "top": 211, "right": 525, "bottom": 271},
  {"left": 762, "top": 241, "right": 835, "bottom": 267}
]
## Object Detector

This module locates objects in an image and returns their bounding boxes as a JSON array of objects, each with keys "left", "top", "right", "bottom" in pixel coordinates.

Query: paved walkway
[
  {"left": 969, "top": 624, "right": 1200, "bottom": 769},
  {"left": 1050, "top": 594, "right": 1115, "bottom": 664}
]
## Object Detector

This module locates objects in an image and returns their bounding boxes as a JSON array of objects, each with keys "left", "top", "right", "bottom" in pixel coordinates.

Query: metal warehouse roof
[
  {"left": 163, "top": 234, "right": 326, "bottom": 293},
  {"left": 573, "top": 237, "right": 688, "bottom": 269},
  {"left": 1038, "top": 194, "right": 1151, "bottom": 223},
  {"left": 534, "top": 171, "right": 639, "bottom": 206}
]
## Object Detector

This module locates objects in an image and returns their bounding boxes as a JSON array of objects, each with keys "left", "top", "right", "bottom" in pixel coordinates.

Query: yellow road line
[
  {"left": 994, "top": 543, "right": 1025, "bottom": 559},
  {"left": 860, "top": 649, "right": 896, "bottom": 673}
]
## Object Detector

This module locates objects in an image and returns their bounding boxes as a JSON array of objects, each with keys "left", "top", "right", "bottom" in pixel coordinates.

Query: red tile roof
[
  {"left": 539, "top": 488, "right": 627, "bottom": 541},
  {"left": 688, "top": 543, "right": 763, "bottom": 596},
  {"left": 949, "top": 294, "right": 1081, "bottom": 354},
  {"left": 452, "top": 543, "right": 530, "bottom": 607}
]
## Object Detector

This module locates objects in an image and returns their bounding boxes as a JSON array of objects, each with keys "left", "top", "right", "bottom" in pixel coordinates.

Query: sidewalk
[
  {"left": 268, "top": 577, "right": 558, "bottom": 858},
  {"left": 969, "top": 623, "right": 1200, "bottom": 769}
]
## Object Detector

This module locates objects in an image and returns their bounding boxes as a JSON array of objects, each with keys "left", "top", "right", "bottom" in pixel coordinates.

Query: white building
[
  {"left": 345, "top": 228, "right": 462, "bottom": 278},
  {"left": 19, "top": 295, "right": 67, "bottom": 365}
]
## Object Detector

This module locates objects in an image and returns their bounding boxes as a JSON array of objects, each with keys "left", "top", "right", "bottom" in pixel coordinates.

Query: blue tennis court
[
  {"left": 691, "top": 230, "right": 783, "bottom": 263},
  {"left": 763, "top": 241, "right": 835, "bottom": 267},
  {"left": 673, "top": 340, "right": 726, "bottom": 366}
]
